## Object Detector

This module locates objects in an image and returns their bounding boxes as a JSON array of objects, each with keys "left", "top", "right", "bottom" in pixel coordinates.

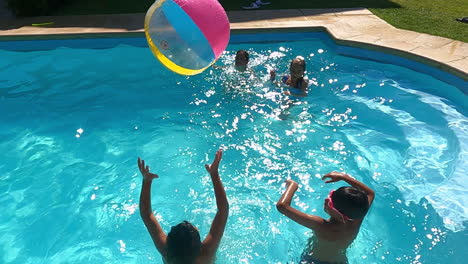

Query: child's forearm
[
  {"left": 139, "top": 178, "right": 167, "bottom": 256},
  {"left": 211, "top": 173, "right": 229, "bottom": 213},
  {"left": 276, "top": 181, "right": 298, "bottom": 212},
  {"left": 276, "top": 180, "right": 326, "bottom": 229},
  {"left": 139, "top": 179, "right": 154, "bottom": 219}
]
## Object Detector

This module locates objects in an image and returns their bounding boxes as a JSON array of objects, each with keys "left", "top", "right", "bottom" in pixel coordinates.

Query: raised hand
[
  {"left": 138, "top": 157, "right": 159, "bottom": 181},
  {"left": 205, "top": 149, "right": 223, "bottom": 176},
  {"left": 322, "top": 171, "right": 347, "bottom": 183},
  {"left": 270, "top": 70, "right": 276, "bottom": 80}
]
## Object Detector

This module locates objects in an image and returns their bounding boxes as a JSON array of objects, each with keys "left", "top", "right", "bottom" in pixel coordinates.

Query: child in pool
[
  {"left": 270, "top": 56, "right": 310, "bottom": 97},
  {"left": 234, "top": 49, "right": 250, "bottom": 72},
  {"left": 276, "top": 172, "right": 375, "bottom": 264},
  {"left": 212, "top": 49, "right": 250, "bottom": 72},
  {"left": 138, "top": 149, "right": 228, "bottom": 264}
]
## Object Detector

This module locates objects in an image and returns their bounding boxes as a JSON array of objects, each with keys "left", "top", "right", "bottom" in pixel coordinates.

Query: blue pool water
[{"left": 0, "top": 33, "right": 467, "bottom": 263}]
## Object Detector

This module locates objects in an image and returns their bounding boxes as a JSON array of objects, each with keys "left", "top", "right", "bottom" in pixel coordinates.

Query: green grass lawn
[
  {"left": 370, "top": 0, "right": 468, "bottom": 43},
  {"left": 51, "top": 0, "right": 468, "bottom": 42}
]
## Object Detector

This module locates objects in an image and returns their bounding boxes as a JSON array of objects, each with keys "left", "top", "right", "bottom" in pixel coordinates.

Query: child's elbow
[
  {"left": 276, "top": 202, "right": 287, "bottom": 214},
  {"left": 139, "top": 210, "right": 153, "bottom": 222}
]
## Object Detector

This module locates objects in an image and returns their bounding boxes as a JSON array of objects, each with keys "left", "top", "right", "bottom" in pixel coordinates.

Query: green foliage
[
  {"left": 52, "top": 0, "right": 154, "bottom": 16},
  {"left": 7, "top": 0, "right": 67, "bottom": 16}
]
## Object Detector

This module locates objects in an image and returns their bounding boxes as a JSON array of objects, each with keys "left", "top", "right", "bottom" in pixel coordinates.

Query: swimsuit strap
[{"left": 296, "top": 77, "right": 303, "bottom": 88}]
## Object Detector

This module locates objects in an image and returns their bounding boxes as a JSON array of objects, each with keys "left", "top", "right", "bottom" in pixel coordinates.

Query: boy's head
[
  {"left": 235, "top": 50, "right": 249, "bottom": 70},
  {"left": 325, "top": 187, "right": 369, "bottom": 221},
  {"left": 166, "top": 221, "right": 201, "bottom": 263},
  {"left": 290, "top": 56, "right": 306, "bottom": 78}
]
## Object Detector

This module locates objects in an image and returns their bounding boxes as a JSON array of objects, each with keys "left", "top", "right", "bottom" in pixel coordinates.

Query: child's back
[{"left": 302, "top": 219, "right": 362, "bottom": 263}]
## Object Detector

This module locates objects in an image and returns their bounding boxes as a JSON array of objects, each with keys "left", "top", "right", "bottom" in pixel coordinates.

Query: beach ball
[{"left": 144, "top": 0, "right": 231, "bottom": 75}]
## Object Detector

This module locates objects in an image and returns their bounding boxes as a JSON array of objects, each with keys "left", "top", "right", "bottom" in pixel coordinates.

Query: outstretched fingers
[
  {"left": 138, "top": 157, "right": 144, "bottom": 173},
  {"left": 206, "top": 149, "right": 223, "bottom": 173},
  {"left": 321, "top": 174, "right": 333, "bottom": 183},
  {"left": 215, "top": 149, "right": 223, "bottom": 163},
  {"left": 138, "top": 158, "right": 159, "bottom": 179},
  {"left": 322, "top": 172, "right": 342, "bottom": 183}
]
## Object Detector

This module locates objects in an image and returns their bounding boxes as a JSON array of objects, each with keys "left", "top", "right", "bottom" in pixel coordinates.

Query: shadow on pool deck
[
  {"left": 45, "top": 0, "right": 401, "bottom": 18},
  {"left": 1, "top": 7, "right": 378, "bottom": 31},
  {"left": 221, "top": 0, "right": 401, "bottom": 11}
]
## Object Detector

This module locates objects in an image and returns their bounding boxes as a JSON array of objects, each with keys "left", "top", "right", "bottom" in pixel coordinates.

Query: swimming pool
[{"left": 0, "top": 32, "right": 467, "bottom": 263}]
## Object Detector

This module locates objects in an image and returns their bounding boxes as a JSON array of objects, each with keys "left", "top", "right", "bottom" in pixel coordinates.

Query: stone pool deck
[{"left": 0, "top": 8, "right": 467, "bottom": 80}]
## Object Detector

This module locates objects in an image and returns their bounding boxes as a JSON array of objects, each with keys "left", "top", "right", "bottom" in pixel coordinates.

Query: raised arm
[
  {"left": 276, "top": 180, "right": 326, "bottom": 230},
  {"left": 138, "top": 158, "right": 167, "bottom": 257},
  {"left": 322, "top": 171, "right": 375, "bottom": 206},
  {"left": 270, "top": 70, "right": 277, "bottom": 81},
  {"left": 201, "top": 149, "right": 229, "bottom": 256}
]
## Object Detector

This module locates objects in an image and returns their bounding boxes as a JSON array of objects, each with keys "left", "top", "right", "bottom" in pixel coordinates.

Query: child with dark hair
[
  {"left": 138, "top": 149, "right": 228, "bottom": 264},
  {"left": 276, "top": 172, "right": 375, "bottom": 264},
  {"left": 212, "top": 49, "right": 249, "bottom": 71},
  {"left": 234, "top": 49, "right": 250, "bottom": 72},
  {"left": 166, "top": 221, "right": 202, "bottom": 263}
]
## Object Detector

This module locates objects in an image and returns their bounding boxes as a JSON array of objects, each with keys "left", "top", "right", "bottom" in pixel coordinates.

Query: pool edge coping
[{"left": 0, "top": 9, "right": 467, "bottom": 81}]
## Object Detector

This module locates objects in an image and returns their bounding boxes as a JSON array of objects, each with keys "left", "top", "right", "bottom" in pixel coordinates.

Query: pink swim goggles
[{"left": 326, "top": 190, "right": 351, "bottom": 223}]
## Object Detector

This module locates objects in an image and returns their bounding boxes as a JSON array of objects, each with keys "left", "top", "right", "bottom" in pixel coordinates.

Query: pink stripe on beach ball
[{"left": 174, "top": 0, "right": 230, "bottom": 58}]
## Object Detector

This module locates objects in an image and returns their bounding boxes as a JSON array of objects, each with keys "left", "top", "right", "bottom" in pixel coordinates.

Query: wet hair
[
  {"left": 235, "top": 50, "right": 249, "bottom": 61},
  {"left": 166, "top": 221, "right": 201, "bottom": 264},
  {"left": 331, "top": 187, "right": 369, "bottom": 220},
  {"left": 290, "top": 56, "right": 306, "bottom": 71}
]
